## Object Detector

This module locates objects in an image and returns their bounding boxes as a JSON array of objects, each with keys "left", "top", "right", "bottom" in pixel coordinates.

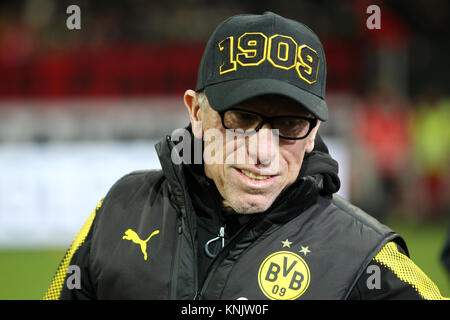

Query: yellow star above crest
[
  {"left": 299, "top": 246, "right": 311, "bottom": 256},
  {"left": 281, "top": 239, "right": 293, "bottom": 248}
]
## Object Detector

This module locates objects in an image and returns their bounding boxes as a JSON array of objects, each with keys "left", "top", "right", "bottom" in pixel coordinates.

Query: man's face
[{"left": 185, "top": 91, "right": 320, "bottom": 214}]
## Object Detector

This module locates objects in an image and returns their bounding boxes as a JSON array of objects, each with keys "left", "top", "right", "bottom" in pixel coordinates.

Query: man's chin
[{"left": 224, "top": 195, "right": 275, "bottom": 214}]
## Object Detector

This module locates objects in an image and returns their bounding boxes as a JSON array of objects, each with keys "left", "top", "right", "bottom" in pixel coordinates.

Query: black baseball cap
[{"left": 195, "top": 11, "right": 328, "bottom": 121}]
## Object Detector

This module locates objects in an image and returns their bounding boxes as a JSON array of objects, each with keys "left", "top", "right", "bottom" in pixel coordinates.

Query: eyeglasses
[{"left": 218, "top": 108, "right": 317, "bottom": 140}]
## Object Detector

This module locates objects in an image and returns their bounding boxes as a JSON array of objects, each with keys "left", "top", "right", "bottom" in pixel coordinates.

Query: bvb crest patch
[{"left": 258, "top": 251, "right": 310, "bottom": 300}]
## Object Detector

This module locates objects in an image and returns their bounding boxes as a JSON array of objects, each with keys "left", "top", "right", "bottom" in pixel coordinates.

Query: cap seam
[{"left": 205, "top": 78, "right": 323, "bottom": 100}]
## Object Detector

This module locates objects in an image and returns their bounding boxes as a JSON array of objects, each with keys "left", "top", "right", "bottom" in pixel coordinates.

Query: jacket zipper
[
  {"left": 166, "top": 135, "right": 200, "bottom": 299},
  {"left": 193, "top": 179, "right": 224, "bottom": 299},
  {"left": 170, "top": 222, "right": 183, "bottom": 299},
  {"left": 194, "top": 224, "right": 226, "bottom": 300},
  {"left": 194, "top": 215, "right": 264, "bottom": 300}
]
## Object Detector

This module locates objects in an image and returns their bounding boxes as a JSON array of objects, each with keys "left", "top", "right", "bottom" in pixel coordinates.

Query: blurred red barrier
[
  {"left": 0, "top": 44, "right": 203, "bottom": 98},
  {"left": 0, "top": 40, "right": 361, "bottom": 100}
]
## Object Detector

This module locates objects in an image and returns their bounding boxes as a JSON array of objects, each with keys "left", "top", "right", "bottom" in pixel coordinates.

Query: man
[{"left": 45, "top": 12, "right": 447, "bottom": 300}]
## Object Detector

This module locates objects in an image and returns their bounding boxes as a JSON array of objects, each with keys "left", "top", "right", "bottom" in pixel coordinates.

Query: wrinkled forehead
[{"left": 232, "top": 94, "right": 313, "bottom": 117}]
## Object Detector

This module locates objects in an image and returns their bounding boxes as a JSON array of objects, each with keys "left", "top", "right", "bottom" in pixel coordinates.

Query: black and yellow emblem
[{"left": 258, "top": 251, "right": 310, "bottom": 300}]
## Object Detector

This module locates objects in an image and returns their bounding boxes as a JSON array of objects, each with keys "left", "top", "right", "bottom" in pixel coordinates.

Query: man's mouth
[
  {"left": 239, "top": 169, "right": 271, "bottom": 180},
  {"left": 232, "top": 167, "right": 279, "bottom": 190}
]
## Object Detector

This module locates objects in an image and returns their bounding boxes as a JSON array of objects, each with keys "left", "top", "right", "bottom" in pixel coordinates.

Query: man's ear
[
  {"left": 184, "top": 89, "right": 203, "bottom": 139},
  {"left": 305, "top": 121, "right": 321, "bottom": 153}
]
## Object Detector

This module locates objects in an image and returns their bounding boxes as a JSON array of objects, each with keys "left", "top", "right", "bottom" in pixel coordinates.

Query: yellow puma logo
[{"left": 122, "top": 229, "right": 160, "bottom": 261}]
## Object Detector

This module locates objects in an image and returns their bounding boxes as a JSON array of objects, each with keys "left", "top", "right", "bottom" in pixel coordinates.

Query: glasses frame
[{"left": 218, "top": 107, "right": 318, "bottom": 140}]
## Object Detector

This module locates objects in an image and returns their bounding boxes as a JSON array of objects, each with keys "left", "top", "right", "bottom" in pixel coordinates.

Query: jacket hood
[{"left": 300, "top": 134, "right": 341, "bottom": 196}]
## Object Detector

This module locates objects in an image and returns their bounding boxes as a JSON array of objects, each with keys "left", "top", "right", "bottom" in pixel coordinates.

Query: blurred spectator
[
  {"left": 352, "top": 87, "right": 411, "bottom": 221},
  {"left": 408, "top": 91, "right": 450, "bottom": 219}
]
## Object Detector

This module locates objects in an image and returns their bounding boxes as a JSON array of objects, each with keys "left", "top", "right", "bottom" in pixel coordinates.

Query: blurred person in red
[{"left": 353, "top": 86, "right": 411, "bottom": 220}]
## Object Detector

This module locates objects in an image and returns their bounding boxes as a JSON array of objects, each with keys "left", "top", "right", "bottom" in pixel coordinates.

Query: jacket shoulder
[
  {"left": 329, "top": 194, "right": 408, "bottom": 255},
  {"left": 331, "top": 194, "right": 394, "bottom": 238},
  {"left": 92, "top": 169, "right": 167, "bottom": 226},
  {"left": 111, "top": 169, "right": 165, "bottom": 190},
  {"left": 309, "top": 194, "right": 408, "bottom": 298},
  {"left": 105, "top": 170, "right": 165, "bottom": 199}
]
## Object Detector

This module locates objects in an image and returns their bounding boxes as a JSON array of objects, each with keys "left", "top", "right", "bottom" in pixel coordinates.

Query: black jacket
[{"left": 44, "top": 131, "right": 448, "bottom": 300}]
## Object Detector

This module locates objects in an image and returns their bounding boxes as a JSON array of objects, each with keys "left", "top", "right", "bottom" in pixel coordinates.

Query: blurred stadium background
[{"left": 0, "top": 0, "right": 449, "bottom": 299}]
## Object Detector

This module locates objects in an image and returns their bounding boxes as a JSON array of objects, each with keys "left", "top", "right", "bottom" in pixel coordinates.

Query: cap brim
[{"left": 204, "top": 78, "right": 328, "bottom": 121}]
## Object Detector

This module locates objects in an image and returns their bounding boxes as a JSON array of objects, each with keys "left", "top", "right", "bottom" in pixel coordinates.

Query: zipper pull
[
  {"left": 204, "top": 226, "right": 226, "bottom": 258},
  {"left": 219, "top": 226, "right": 225, "bottom": 248},
  {"left": 193, "top": 291, "right": 202, "bottom": 300}
]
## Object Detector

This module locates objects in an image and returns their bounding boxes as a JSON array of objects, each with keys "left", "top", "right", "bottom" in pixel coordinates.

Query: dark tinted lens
[
  {"left": 223, "top": 110, "right": 261, "bottom": 132},
  {"left": 272, "top": 117, "right": 311, "bottom": 138}
]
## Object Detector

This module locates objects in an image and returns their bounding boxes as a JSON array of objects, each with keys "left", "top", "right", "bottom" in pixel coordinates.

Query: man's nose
[{"left": 247, "top": 124, "right": 279, "bottom": 166}]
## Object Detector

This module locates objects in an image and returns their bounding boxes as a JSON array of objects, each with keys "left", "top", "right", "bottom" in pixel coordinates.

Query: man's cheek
[
  {"left": 224, "top": 132, "right": 249, "bottom": 165},
  {"left": 203, "top": 129, "right": 225, "bottom": 165}
]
